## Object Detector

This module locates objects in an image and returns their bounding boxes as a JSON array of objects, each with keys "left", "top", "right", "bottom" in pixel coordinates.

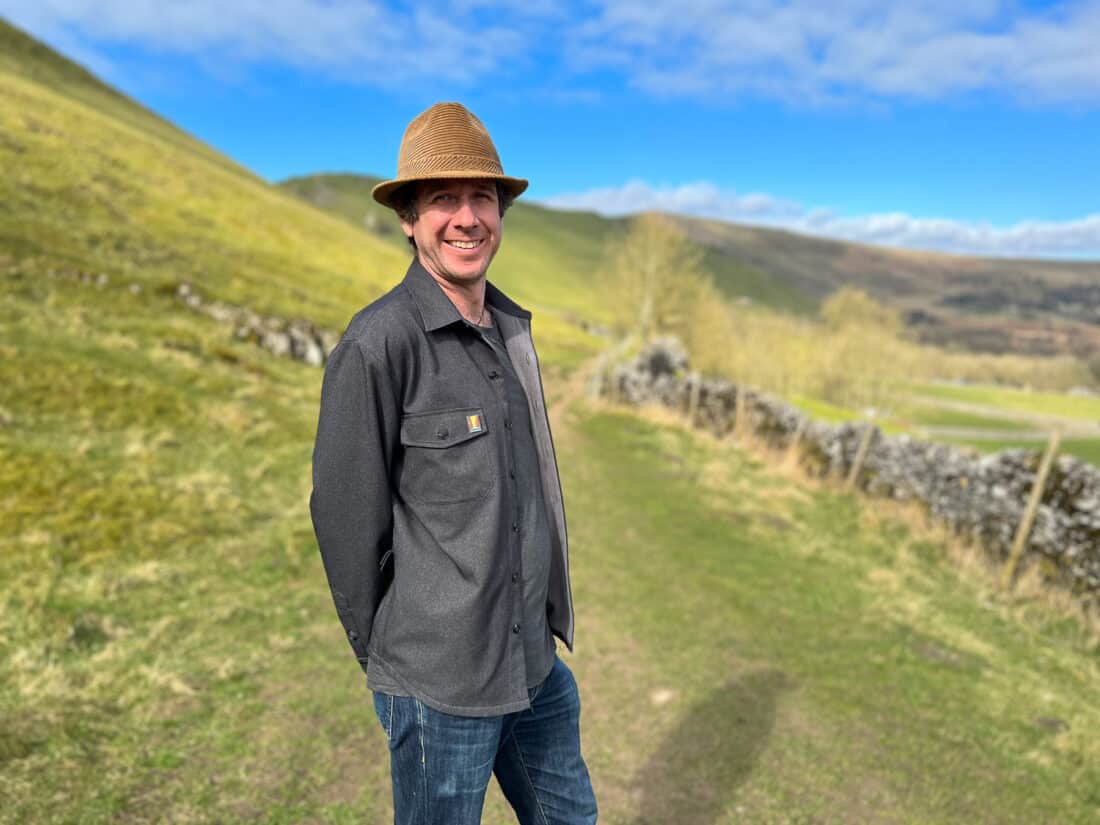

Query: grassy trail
[
  {"left": 546, "top": 401, "right": 1099, "bottom": 824},
  {"left": 3, "top": 349, "right": 1099, "bottom": 823}
]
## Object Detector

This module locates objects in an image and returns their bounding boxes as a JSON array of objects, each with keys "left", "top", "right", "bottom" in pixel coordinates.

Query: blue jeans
[{"left": 372, "top": 656, "right": 598, "bottom": 824}]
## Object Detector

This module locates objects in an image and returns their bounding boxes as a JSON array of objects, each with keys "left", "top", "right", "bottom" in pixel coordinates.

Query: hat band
[{"left": 399, "top": 152, "right": 504, "bottom": 178}]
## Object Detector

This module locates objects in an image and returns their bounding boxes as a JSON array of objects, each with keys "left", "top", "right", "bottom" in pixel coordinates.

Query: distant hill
[
  {"left": 282, "top": 173, "right": 1100, "bottom": 357},
  {"left": 671, "top": 215, "right": 1100, "bottom": 357},
  {"left": 279, "top": 173, "right": 815, "bottom": 318}
]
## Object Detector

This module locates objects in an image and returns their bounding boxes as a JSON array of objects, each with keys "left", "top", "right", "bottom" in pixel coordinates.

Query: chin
[
  {"left": 442, "top": 266, "right": 488, "bottom": 284},
  {"left": 449, "top": 258, "right": 493, "bottom": 281}
]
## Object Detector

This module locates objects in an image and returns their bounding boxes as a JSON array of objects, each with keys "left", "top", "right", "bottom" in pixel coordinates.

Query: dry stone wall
[
  {"left": 176, "top": 282, "right": 338, "bottom": 367},
  {"left": 603, "top": 338, "right": 1100, "bottom": 602}
]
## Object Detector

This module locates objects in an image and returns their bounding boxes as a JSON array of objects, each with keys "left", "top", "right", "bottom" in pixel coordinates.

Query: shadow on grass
[{"left": 632, "top": 668, "right": 793, "bottom": 824}]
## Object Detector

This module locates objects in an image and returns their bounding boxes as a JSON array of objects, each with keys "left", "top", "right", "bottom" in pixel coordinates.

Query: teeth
[{"left": 448, "top": 240, "right": 480, "bottom": 249}]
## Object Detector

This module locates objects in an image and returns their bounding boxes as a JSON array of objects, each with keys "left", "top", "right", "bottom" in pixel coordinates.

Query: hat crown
[
  {"left": 397, "top": 102, "right": 503, "bottom": 179},
  {"left": 371, "top": 101, "right": 528, "bottom": 208}
]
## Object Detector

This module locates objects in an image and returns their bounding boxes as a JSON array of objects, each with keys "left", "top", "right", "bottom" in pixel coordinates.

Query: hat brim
[{"left": 372, "top": 172, "right": 528, "bottom": 209}]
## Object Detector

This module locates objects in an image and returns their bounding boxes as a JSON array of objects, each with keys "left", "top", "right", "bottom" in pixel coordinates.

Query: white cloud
[
  {"left": 568, "top": 0, "right": 1100, "bottom": 104},
  {"left": 541, "top": 180, "right": 1100, "bottom": 258},
  {"left": 0, "top": 0, "right": 542, "bottom": 86},
  {"left": 546, "top": 179, "right": 804, "bottom": 220},
  {"left": 4, "top": 1, "right": 1100, "bottom": 102}
]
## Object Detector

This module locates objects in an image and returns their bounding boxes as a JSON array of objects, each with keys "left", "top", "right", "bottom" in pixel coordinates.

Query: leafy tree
[
  {"left": 820, "top": 286, "right": 902, "bottom": 335},
  {"left": 604, "top": 213, "right": 708, "bottom": 343}
]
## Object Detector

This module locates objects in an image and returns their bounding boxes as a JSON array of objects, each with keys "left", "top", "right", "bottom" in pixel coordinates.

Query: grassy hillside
[
  {"left": 3, "top": 22, "right": 1099, "bottom": 824},
  {"left": 673, "top": 214, "right": 1100, "bottom": 357},
  {"left": 280, "top": 172, "right": 1100, "bottom": 358},
  {"left": 279, "top": 173, "right": 815, "bottom": 319},
  {"left": 279, "top": 173, "right": 626, "bottom": 324},
  {"left": 0, "top": 20, "right": 249, "bottom": 180}
]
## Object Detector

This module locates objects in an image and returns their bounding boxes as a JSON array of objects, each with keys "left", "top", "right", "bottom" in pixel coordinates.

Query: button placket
[
  {"left": 479, "top": 329, "right": 526, "bottom": 652},
  {"left": 471, "top": 320, "right": 531, "bottom": 681}
]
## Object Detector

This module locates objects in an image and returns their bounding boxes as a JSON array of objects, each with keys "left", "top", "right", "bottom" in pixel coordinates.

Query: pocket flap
[{"left": 400, "top": 407, "right": 488, "bottom": 448}]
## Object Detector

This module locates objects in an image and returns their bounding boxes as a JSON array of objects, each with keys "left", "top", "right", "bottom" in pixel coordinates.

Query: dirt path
[{"left": 546, "top": 334, "right": 634, "bottom": 435}]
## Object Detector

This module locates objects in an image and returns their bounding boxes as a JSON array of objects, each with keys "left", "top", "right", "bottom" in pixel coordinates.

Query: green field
[
  {"left": 939, "top": 434, "right": 1100, "bottom": 466},
  {"left": 789, "top": 387, "right": 1098, "bottom": 467},
  {"left": 913, "top": 382, "right": 1100, "bottom": 422},
  {"left": 891, "top": 404, "right": 1033, "bottom": 432},
  {"left": 3, "top": 19, "right": 1099, "bottom": 824},
  {"left": 900, "top": 383, "right": 1100, "bottom": 465}
]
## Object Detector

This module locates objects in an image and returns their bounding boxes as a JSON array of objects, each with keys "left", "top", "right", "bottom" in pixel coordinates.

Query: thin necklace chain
[{"left": 466, "top": 304, "right": 487, "bottom": 326}]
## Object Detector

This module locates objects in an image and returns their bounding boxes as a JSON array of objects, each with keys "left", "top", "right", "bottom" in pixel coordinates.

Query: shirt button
[
  {"left": 509, "top": 468, "right": 516, "bottom": 479},
  {"left": 512, "top": 623, "right": 522, "bottom": 634},
  {"left": 347, "top": 630, "right": 359, "bottom": 641},
  {"left": 511, "top": 523, "right": 519, "bottom": 532},
  {"left": 435, "top": 427, "right": 448, "bottom": 440},
  {"left": 504, "top": 419, "right": 512, "bottom": 429},
  {"left": 488, "top": 370, "right": 500, "bottom": 379},
  {"left": 511, "top": 572, "right": 519, "bottom": 583}
]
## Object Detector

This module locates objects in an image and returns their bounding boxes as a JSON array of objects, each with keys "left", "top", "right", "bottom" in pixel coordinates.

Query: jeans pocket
[{"left": 372, "top": 691, "right": 395, "bottom": 743}]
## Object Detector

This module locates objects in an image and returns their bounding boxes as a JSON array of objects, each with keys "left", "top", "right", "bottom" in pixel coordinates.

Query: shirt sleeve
[{"left": 309, "top": 336, "right": 401, "bottom": 673}]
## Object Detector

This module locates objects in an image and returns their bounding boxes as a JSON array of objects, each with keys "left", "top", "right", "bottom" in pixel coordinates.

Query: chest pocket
[{"left": 399, "top": 407, "right": 494, "bottom": 504}]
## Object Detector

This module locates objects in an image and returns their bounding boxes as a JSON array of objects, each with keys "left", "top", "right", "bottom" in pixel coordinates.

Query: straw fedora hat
[{"left": 372, "top": 102, "right": 528, "bottom": 208}]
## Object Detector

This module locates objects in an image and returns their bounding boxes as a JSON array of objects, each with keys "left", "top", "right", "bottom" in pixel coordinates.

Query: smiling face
[{"left": 401, "top": 179, "right": 503, "bottom": 287}]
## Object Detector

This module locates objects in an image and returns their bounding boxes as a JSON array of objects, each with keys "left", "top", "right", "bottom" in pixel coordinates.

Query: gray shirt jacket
[{"left": 310, "top": 259, "right": 575, "bottom": 717}]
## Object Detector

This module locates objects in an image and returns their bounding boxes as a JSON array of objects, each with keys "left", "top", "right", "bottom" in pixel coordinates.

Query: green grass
[
  {"left": 278, "top": 173, "right": 408, "bottom": 248},
  {"left": 789, "top": 394, "right": 858, "bottom": 424},
  {"left": 552, "top": 407, "right": 1100, "bottom": 824},
  {"left": 892, "top": 404, "right": 1034, "bottom": 432},
  {"left": 938, "top": 434, "right": 1100, "bottom": 465},
  {"left": 913, "top": 382, "right": 1100, "bottom": 422},
  {"left": 0, "top": 20, "right": 251, "bottom": 181},
  {"left": 701, "top": 244, "right": 818, "bottom": 315}
]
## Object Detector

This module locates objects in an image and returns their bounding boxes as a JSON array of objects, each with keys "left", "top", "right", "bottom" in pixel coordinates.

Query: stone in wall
[{"left": 176, "top": 282, "right": 337, "bottom": 367}]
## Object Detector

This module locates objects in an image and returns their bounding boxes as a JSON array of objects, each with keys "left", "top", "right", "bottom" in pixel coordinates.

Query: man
[{"left": 309, "top": 102, "right": 598, "bottom": 825}]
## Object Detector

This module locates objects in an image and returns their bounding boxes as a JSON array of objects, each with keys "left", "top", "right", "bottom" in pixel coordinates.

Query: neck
[{"left": 423, "top": 266, "right": 489, "bottom": 325}]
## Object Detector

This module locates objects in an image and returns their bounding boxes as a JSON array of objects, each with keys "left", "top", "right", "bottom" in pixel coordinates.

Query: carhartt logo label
[{"left": 466, "top": 414, "right": 483, "bottom": 433}]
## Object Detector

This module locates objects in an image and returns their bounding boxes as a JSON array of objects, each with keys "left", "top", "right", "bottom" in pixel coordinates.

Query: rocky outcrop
[
  {"left": 176, "top": 282, "right": 338, "bottom": 367},
  {"left": 603, "top": 338, "right": 1100, "bottom": 601}
]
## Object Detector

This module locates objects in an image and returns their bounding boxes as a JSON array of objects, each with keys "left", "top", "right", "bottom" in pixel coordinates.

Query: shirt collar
[{"left": 402, "top": 257, "right": 532, "bottom": 332}]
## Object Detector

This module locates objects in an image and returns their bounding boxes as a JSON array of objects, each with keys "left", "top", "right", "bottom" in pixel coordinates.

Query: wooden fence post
[
  {"left": 1000, "top": 429, "right": 1062, "bottom": 591},
  {"left": 844, "top": 417, "right": 876, "bottom": 492},
  {"left": 734, "top": 387, "right": 747, "bottom": 443},
  {"left": 784, "top": 416, "right": 808, "bottom": 468},
  {"left": 687, "top": 370, "right": 702, "bottom": 427}
]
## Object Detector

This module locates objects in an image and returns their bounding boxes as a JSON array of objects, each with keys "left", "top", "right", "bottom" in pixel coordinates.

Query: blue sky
[{"left": 4, "top": 0, "right": 1099, "bottom": 257}]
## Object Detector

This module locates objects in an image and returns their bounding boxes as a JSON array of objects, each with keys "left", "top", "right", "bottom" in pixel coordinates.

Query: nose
[{"left": 452, "top": 196, "right": 479, "bottom": 227}]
